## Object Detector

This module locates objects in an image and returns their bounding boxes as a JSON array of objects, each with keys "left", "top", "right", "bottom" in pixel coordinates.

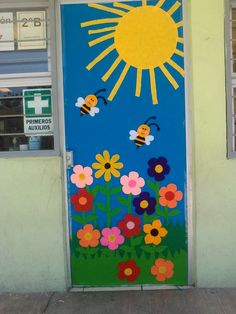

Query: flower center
[
  {"left": 159, "top": 266, "right": 167, "bottom": 274},
  {"left": 78, "top": 196, "right": 87, "bottom": 205},
  {"left": 140, "top": 200, "right": 149, "bottom": 209},
  {"left": 128, "top": 179, "right": 136, "bottom": 188},
  {"left": 84, "top": 232, "right": 92, "bottom": 241},
  {"left": 124, "top": 267, "right": 133, "bottom": 276},
  {"left": 126, "top": 221, "right": 135, "bottom": 230},
  {"left": 165, "top": 191, "right": 175, "bottom": 201},
  {"left": 78, "top": 173, "right": 86, "bottom": 180},
  {"left": 155, "top": 164, "right": 163, "bottom": 174},
  {"left": 104, "top": 162, "right": 111, "bottom": 169},
  {"left": 108, "top": 234, "right": 116, "bottom": 242},
  {"left": 150, "top": 228, "right": 159, "bottom": 236}
]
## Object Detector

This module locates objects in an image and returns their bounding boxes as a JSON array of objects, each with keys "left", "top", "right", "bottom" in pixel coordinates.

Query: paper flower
[
  {"left": 147, "top": 157, "right": 170, "bottom": 181},
  {"left": 71, "top": 189, "right": 93, "bottom": 212},
  {"left": 100, "top": 227, "right": 125, "bottom": 250},
  {"left": 120, "top": 171, "right": 145, "bottom": 195},
  {"left": 92, "top": 150, "right": 123, "bottom": 182},
  {"left": 151, "top": 258, "right": 174, "bottom": 282},
  {"left": 118, "top": 214, "right": 141, "bottom": 238},
  {"left": 143, "top": 220, "right": 168, "bottom": 245},
  {"left": 133, "top": 192, "right": 156, "bottom": 215},
  {"left": 71, "top": 165, "right": 93, "bottom": 188},
  {"left": 76, "top": 224, "right": 100, "bottom": 247},
  {"left": 159, "top": 183, "right": 183, "bottom": 208},
  {"left": 117, "top": 260, "right": 141, "bottom": 282}
]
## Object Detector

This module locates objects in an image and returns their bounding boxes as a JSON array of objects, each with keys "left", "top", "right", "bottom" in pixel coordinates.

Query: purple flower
[
  {"left": 148, "top": 157, "right": 170, "bottom": 181},
  {"left": 133, "top": 192, "right": 156, "bottom": 216}
]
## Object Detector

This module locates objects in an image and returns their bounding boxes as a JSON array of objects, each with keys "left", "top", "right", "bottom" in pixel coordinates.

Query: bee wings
[
  {"left": 75, "top": 97, "right": 85, "bottom": 108},
  {"left": 129, "top": 130, "right": 138, "bottom": 140},
  {"left": 89, "top": 107, "right": 100, "bottom": 117},
  {"left": 145, "top": 135, "right": 154, "bottom": 145}
]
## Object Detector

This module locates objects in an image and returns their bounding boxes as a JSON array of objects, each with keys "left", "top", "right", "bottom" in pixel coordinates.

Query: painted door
[{"left": 61, "top": 0, "right": 188, "bottom": 287}]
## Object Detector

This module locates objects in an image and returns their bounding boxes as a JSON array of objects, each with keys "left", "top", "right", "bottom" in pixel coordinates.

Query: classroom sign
[
  {"left": 0, "top": 12, "right": 14, "bottom": 51},
  {"left": 61, "top": 0, "right": 188, "bottom": 287},
  {"left": 23, "top": 89, "right": 53, "bottom": 135}
]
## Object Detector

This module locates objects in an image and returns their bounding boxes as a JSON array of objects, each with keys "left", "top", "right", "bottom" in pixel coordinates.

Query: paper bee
[
  {"left": 75, "top": 89, "right": 107, "bottom": 117},
  {"left": 129, "top": 116, "right": 160, "bottom": 148}
]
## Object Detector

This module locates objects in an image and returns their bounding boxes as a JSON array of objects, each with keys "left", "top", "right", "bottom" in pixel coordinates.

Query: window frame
[
  {"left": 0, "top": 0, "right": 60, "bottom": 157},
  {"left": 225, "top": 0, "right": 236, "bottom": 158}
]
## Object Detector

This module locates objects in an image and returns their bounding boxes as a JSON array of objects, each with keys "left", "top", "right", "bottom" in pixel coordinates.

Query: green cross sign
[
  {"left": 24, "top": 89, "right": 52, "bottom": 117},
  {"left": 23, "top": 88, "right": 53, "bottom": 135}
]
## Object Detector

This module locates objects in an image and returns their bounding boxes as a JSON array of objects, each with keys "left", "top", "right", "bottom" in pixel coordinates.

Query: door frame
[{"left": 55, "top": 0, "right": 194, "bottom": 290}]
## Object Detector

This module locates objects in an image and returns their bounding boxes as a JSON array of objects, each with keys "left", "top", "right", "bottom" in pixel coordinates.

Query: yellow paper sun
[{"left": 81, "top": 0, "right": 184, "bottom": 105}]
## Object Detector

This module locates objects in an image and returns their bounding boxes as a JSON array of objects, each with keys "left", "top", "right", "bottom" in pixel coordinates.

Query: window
[{"left": 0, "top": 0, "right": 59, "bottom": 155}]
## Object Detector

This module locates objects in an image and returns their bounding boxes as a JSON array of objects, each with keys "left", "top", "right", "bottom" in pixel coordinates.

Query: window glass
[
  {"left": 0, "top": 86, "right": 54, "bottom": 152},
  {"left": 0, "top": 9, "right": 50, "bottom": 74}
]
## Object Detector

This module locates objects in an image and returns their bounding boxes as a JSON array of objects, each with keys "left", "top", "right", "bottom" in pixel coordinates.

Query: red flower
[
  {"left": 71, "top": 189, "right": 93, "bottom": 212},
  {"left": 117, "top": 260, "right": 140, "bottom": 282},
  {"left": 118, "top": 214, "right": 141, "bottom": 238}
]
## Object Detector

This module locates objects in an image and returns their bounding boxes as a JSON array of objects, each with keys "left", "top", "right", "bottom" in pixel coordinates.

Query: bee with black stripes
[
  {"left": 75, "top": 89, "right": 107, "bottom": 117},
  {"left": 129, "top": 116, "right": 160, "bottom": 148}
]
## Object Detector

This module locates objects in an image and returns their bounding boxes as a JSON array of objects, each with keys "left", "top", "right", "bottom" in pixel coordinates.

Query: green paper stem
[
  {"left": 164, "top": 206, "right": 169, "bottom": 224},
  {"left": 106, "top": 181, "right": 111, "bottom": 227},
  {"left": 128, "top": 194, "right": 132, "bottom": 214}
]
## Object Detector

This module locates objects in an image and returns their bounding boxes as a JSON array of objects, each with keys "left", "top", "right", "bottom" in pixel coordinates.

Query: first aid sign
[{"left": 23, "top": 89, "right": 53, "bottom": 135}]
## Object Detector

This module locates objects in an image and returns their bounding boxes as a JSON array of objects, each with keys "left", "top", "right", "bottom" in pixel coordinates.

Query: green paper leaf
[
  {"left": 91, "top": 186, "right": 99, "bottom": 197},
  {"left": 85, "top": 214, "right": 98, "bottom": 222},
  {"left": 116, "top": 196, "right": 129, "bottom": 206},
  {"left": 99, "top": 186, "right": 108, "bottom": 194},
  {"left": 96, "top": 202, "right": 107, "bottom": 212},
  {"left": 140, "top": 245, "right": 154, "bottom": 253},
  {"left": 155, "top": 245, "right": 168, "bottom": 253},
  {"left": 120, "top": 245, "right": 132, "bottom": 253},
  {"left": 111, "top": 186, "right": 122, "bottom": 194},
  {"left": 131, "top": 236, "right": 143, "bottom": 246},
  {"left": 147, "top": 180, "right": 158, "bottom": 192},
  {"left": 71, "top": 215, "right": 85, "bottom": 224},
  {"left": 156, "top": 209, "right": 166, "bottom": 217},
  {"left": 168, "top": 210, "right": 181, "bottom": 216},
  {"left": 111, "top": 207, "right": 121, "bottom": 217}
]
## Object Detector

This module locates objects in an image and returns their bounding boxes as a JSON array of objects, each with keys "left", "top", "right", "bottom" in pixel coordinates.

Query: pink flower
[
  {"left": 70, "top": 165, "right": 93, "bottom": 188},
  {"left": 120, "top": 171, "right": 145, "bottom": 195},
  {"left": 100, "top": 227, "right": 125, "bottom": 250}
]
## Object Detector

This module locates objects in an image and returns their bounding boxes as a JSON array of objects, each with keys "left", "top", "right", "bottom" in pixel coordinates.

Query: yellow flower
[
  {"left": 143, "top": 220, "right": 168, "bottom": 245},
  {"left": 92, "top": 150, "right": 123, "bottom": 182}
]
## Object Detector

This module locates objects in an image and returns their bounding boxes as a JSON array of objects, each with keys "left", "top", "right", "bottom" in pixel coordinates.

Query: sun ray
[
  {"left": 168, "top": 1, "right": 181, "bottom": 16},
  {"left": 81, "top": 18, "right": 120, "bottom": 28},
  {"left": 88, "top": 3, "right": 126, "bottom": 17},
  {"left": 102, "top": 56, "right": 122, "bottom": 82},
  {"left": 159, "top": 64, "right": 179, "bottom": 89},
  {"left": 108, "top": 64, "right": 130, "bottom": 101},
  {"left": 113, "top": 2, "right": 133, "bottom": 11},
  {"left": 156, "top": 0, "right": 166, "bottom": 8},
  {"left": 88, "top": 32, "right": 115, "bottom": 47},
  {"left": 176, "top": 21, "right": 183, "bottom": 28},
  {"left": 177, "top": 37, "right": 184, "bottom": 43},
  {"left": 86, "top": 44, "right": 115, "bottom": 71},
  {"left": 88, "top": 27, "right": 116, "bottom": 35},
  {"left": 175, "top": 49, "right": 184, "bottom": 57},
  {"left": 149, "top": 68, "right": 158, "bottom": 105},
  {"left": 135, "top": 69, "right": 142, "bottom": 97},
  {"left": 142, "top": 0, "right": 147, "bottom": 6},
  {"left": 167, "top": 59, "right": 185, "bottom": 77}
]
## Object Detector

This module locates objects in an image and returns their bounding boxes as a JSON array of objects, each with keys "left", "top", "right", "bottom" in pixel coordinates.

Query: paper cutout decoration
[
  {"left": 81, "top": 1, "right": 184, "bottom": 104},
  {"left": 75, "top": 89, "right": 107, "bottom": 117},
  {"left": 129, "top": 116, "right": 160, "bottom": 148}
]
